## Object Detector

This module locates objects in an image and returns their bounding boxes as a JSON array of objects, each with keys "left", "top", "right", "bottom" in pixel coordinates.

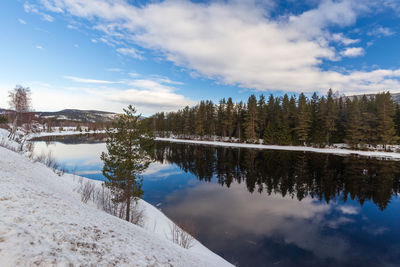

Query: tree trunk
[{"left": 126, "top": 196, "right": 131, "bottom": 222}]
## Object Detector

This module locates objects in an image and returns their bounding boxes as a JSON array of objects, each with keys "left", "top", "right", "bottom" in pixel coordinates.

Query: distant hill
[
  {"left": 37, "top": 109, "right": 118, "bottom": 123},
  {"left": 347, "top": 92, "right": 400, "bottom": 104}
]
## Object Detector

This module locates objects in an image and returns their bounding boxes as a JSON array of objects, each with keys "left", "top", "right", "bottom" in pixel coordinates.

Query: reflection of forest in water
[{"left": 151, "top": 141, "right": 400, "bottom": 210}]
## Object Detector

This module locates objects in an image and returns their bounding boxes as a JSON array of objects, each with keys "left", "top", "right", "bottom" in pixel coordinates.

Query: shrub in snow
[{"left": 169, "top": 221, "right": 196, "bottom": 249}]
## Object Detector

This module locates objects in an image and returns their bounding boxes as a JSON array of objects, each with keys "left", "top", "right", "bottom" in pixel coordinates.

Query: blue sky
[{"left": 1, "top": 0, "right": 400, "bottom": 115}]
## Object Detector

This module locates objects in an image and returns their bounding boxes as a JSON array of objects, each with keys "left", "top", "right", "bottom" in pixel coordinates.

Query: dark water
[{"left": 32, "top": 136, "right": 400, "bottom": 267}]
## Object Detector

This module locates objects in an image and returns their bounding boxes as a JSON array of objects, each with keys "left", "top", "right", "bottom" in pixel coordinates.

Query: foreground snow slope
[
  {"left": 156, "top": 137, "right": 400, "bottom": 160},
  {"left": 0, "top": 146, "right": 231, "bottom": 266}
]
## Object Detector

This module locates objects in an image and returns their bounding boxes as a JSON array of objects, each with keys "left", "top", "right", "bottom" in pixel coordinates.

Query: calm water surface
[{"left": 32, "top": 135, "right": 400, "bottom": 267}]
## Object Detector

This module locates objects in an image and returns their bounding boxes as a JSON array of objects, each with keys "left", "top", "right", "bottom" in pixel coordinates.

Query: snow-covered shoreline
[
  {"left": 27, "top": 129, "right": 106, "bottom": 140},
  {"left": 156, "top": 137, "right": 400, "bottom": 160},
  {"left": 0, "top": 130, "right": 232, "bottom": 266},
  {"left": 24, "top": 129, "right": 400, "bottom": 160}
]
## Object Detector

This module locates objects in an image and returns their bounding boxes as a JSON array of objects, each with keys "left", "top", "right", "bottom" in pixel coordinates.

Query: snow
[
  {"left": 28, "top": 129, "right": 106, "bottom": 139},
  {"left": 156, "top": 137, "right": 400, "bottom": 160},
  {"left": 0, "top": 135, "right": 232, "bottom": 266}
]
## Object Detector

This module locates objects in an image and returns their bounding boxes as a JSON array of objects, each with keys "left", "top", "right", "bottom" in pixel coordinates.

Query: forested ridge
[{"left": 144, "top": 89, "right": 400, "bottom": 148}]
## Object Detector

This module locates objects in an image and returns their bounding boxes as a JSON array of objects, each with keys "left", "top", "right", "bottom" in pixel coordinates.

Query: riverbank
[
  {"left": 0, "top": 130, "right": 232, "bottom": 266},
  {"left": 156, "top": 137, "right": 400, "bottom": 160}
]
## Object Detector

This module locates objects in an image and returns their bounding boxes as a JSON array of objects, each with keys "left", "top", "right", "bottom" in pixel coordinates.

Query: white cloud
[
  {"left": 36, "top": 45, "right": 44, "bottom": 50},
  {"left": 33, "top": 0, "right": 400, "bottom": 94},
  {"left": 331, "top": 33, "right": 359, "bottom": 45},
  {"left": 367, "top": 26, "right": 395, "bottom": 37},
  {"left": 116, "top": 47, "right": 143, "bottom": 59},
  {"left": 105, "top": 79, "right": 194, "bottom": 110},
  {"left": 340, "top": 47, "right": 365, "bottom": 57},
  {"left": 18, "top": 18, "right": 27, "bottom": 24},
  {"left": 24, "top": 2, "right": 54, "bottom": 22},
  {"left": 64, "top": 76, "right": 118, "bottom": 84},
  {"left": 67, "top": 24, "right": 78, "bottom": 30},
  {"left": 63, "top": 75, "right": 194, "bottom": 112},
  {"left": 338, "top": 205, "right": 359, "bottom": 215}
]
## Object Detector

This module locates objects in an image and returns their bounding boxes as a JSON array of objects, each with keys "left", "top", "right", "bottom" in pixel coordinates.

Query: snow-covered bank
[
  {"left": 28, "top": 129, "right": 106, "bottom": 140},
  {"left": 156, "top": 137, "right": 400, "bottom": 160},
  {"left": 0, "top": 146, "right": 232, "bottom": 266}
]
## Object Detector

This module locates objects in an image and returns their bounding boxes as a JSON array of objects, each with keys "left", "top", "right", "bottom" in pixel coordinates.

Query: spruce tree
[
  {"left": 345, "top": 97, "right": 363, "bottom": 148},
  {"left": 245, "top": 95, "right": 258, "bottom": 142},
  {"left": 257, "top": 95, "right": 267, "bottom": 139},
  {"left": 205, "top": 100, "right": 215, "bottom": 137},
  {"left": 101, "top": 105, "right": 154, "bottom": 222},
  {"left": 217, "top": 99, "right": 226, "bottom": 138},
  {"left": 279, "top": 94, "right": 291, "bottom": 145},
  {"left": 295, "top": 93, "right": 311, "bottom": 145},
  {"left": 376, "top": 92, "right": 397, "bottom": 148},
  {"left": 226, "top": 97, "right": 234, "bottom": 140},
  {"left": 394, "top": 104, "right": 400, "bottom": 136},
  {"left": 195, "top": 101, "right": 207, "bottom": 138},
  {"left": 325, "top": 89, "right": 338, "bottom": 145}
]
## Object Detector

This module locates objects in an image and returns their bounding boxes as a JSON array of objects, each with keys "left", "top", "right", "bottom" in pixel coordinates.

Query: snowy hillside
[
  {"left": 37, "top": 109, "right": 118, "bottom": 123},
  {"left": 0, "top": 145, "right": 232, "bottom": 266}
]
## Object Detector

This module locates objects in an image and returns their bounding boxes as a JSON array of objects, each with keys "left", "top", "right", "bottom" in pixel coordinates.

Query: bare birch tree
[{"left": 8, "top": 85, "right": 31, "bottom": 140}]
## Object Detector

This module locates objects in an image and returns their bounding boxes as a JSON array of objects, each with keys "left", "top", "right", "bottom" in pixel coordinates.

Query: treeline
[{"left": 145, "top": 89, "right": 400, "bottom": 148}]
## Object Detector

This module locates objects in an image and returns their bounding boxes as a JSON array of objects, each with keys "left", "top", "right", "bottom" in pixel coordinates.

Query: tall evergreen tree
[
  {"left": 217, "top": 99, "right": 226, "bottom": 138},
  {"left": 226, "top": 97, "right": 234, "bottom": 139},
  {"left": 394, "top": 104, "right": 400, "bottom": 136},
  {"left": 195, "top": 101, "right": 207, "bottom": 138},
  {"left": 257, "top": 95, "right": 267, "bottom": 139},
  {"left": 345, "top": 97, "right": 363, "bottom": 148},
  {"left": 376, "top": 92, "right": 397, "bottom": 147},
  {"left": 245, "top": 95, "right": 258, "bottom": 142},
  {"left": 325, "top": 89, "right": 338, "bottom": 145},
  {"left": 101, "top": 105, "right": 154, "bottom": 222},
  {"left": 295, "top": 93, "right": 311, "bottom": 145}
]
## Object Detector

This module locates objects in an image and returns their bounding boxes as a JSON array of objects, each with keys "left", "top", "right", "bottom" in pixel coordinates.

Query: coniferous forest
[{"left": 144, "top": 89, "right": 400, "bottom": 148}]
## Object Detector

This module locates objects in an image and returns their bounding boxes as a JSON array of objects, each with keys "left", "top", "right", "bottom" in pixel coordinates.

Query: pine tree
[
  {"left": 394, "top": 104, "right": 400, "bottom": 136},
  {"left": 257, "top": 95, "right": 267, "bottom": 139},
  {"left": 183, "top": 106, "right": 191, "bottom": 138},
  {"left": 295, "top": 93, "right": 311, "bottom": 145},
  {"left": 263, "top": 122, "right": 274, "bottom": 144},
  {"left": 309, "top": 92, "right": 319, "bottom": 144},
  {"left": 245, "top": 95, "right": 258, "bottom": 142},
  {"left": 234, "top": 101, "right": 245, "bottom": 141},
  {"left": 360, "top": 95, "right": 377, "bottom": 146},
  {"left": 288, "top": 95, "right": 297, "bottom": 143},
  {"left": 315, "top": 96, "right": 327, "bottom": 146},
  {"left": 217, "top": 99, "right": 226, "bottom": 138},
  {"left": 226, "top": 97, "right": 234, "bottom": 140},
  {"left": 101, "top": 105, "right": 154, "bottom": 222},
  {"left": 345, "top": 97, "right": 363, "bottom": 148},
  {"left": 279, "top": 94, "right": 291, "bottom": 145},
  {"left": 195, "top": 101, "right": 207, "bottom": 138},
  {"left": 325, "top": 89, "right": 338, "bottom": 145},
  {"left": 376, "top": 92, "right": 397, "bottom": 148}
]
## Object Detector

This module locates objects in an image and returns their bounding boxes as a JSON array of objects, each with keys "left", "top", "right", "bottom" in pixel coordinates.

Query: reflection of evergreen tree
[{"left": 149, "top": 141, "right": 400, "bottom": 210}]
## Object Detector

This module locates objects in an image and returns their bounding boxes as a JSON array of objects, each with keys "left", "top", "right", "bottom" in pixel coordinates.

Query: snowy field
[
  {"left": 0, "top": 133, "right": 232, "bottom": 266},
  {"left": 156, "top": 137, "right": 400, "bottom": 160}
]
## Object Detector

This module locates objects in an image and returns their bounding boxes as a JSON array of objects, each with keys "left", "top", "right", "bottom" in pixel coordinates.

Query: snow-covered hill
[
  {"left": 0, "top": 144, "right": 232, "bottom": 266},
  {"left": 38, "top": 109, "right": 118, "bottom": 123}
]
